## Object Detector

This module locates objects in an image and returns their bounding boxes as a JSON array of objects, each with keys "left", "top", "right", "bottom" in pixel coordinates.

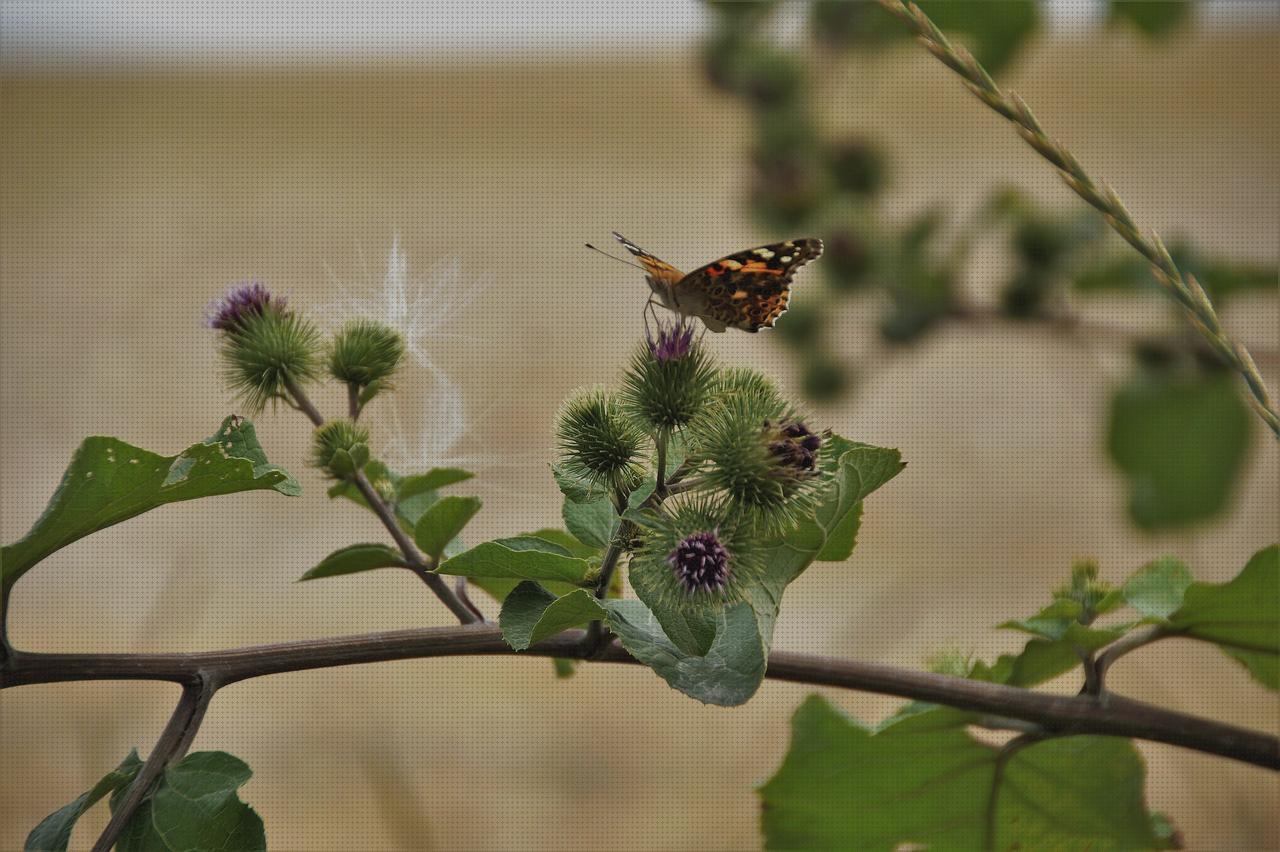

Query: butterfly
[{"left": 603, "top": 232, "right": 824, "bottom": 333}]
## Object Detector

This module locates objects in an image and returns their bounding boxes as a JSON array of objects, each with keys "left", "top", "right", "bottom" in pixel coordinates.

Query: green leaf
[
  {"left": 412, "top": 496, "right": 482, "bottom": 561},
  {"left": 759, "top": 696, "right": 1172, "bottom": 851},
  {"left": 1167, "top": 545, "right": 1279, "bottom": 689},
  {"left": 3, "top": 417, "right": 298, "bottom": 589},
  {"left": 1107, "top": 369, "right": 1251, "bottom": 530},
  {"left": 298, "top": 543, "right": 406, "bottom": 581},
  {"left": 814, "top": 502, "right": 862, "bottom": 562},
  {"left": 1122, "top": 556, "right": 1193, "bottom": 620},
  {"left": 561, "top": 495, "right": 616, "bottom": 550},
  {"left": 1109, "top": 0, "right": 1191, "bottom": 37},
  {"left": 498, "top": 581, "right": 605, "bottom": 651},
  {"left": 601, "top": 599, "right": 767, "bottom": 707},
  {"left": 551, "top": 463, "right": 594, "bottom": 503},
  {"left": 396, "top": 467, "right": 474, "bottom": 502},
  {"left": 463, "top": 530, "right": 595, "bottom": 604},
  {"left": 115, "top": 751, "right": 265, "bottom": 852},
  {"left": 25, "top": 750, "right": 143, "bottom": 852},
  {"left": 437, "top": 535, "right": 593, "bottom": 585}
]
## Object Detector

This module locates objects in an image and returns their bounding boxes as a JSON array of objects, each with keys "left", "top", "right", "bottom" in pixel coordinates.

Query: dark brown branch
[
  {"left": 91, "top": 677, "right": 216, "bottom": 852},
  {"left": 4, "top": 625, "right": 1276, "bottom": 771}
]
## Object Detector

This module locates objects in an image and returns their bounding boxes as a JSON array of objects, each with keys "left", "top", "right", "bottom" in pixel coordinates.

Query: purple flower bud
[
  {"left": 647, "top": 319, "right": 696, "bottom": 363},
  {"left": 205, "top": 282, "right": 286, "bottom": 331},
  {"left": 764, "top": 419, "right": 827, "bottom": 474},
  {"left": 667, "top": 530, "right": 731, "bottom": 594}
]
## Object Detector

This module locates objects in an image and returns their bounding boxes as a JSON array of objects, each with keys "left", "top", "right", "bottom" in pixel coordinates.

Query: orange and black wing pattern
[
  {"left": 612, "top": 231, "right": 685, "bottom": 289},
  {"left": 678, "top": 238, "right": 823, "bottom": 332}
]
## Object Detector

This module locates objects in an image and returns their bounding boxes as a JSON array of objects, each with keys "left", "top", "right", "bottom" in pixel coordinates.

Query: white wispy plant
[{"left": 316, "top": 238, "right": 490, "bottom": 473}]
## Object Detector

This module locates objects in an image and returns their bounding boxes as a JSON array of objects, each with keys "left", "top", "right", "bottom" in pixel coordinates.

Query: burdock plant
[{"left": 208, "top": 282, "right": 322, "bottom": 412}]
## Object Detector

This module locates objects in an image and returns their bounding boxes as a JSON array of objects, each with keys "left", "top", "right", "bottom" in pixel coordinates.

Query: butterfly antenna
[{"left": 585, "top": 242, "right": 646, "bottom": 271}]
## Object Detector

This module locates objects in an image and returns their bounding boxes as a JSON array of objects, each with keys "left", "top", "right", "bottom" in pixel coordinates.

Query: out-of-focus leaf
[
  {"left": 3, "top": 417, "right": 297, "bottom": 589},
  {"left": 299, "top": 543, "right": 406, "bottom": 581},
  {"left": 916, "top": 0, "right": 1039, "bottom": 74},
  {"left": 1122, "top": 556, "right": 1193, "bottom": 619},
  {"left": 498, "top": 581, "right": 605, "bottom": 651},
  {"left": 1107, "top": 368, "right": 1251, "bottom": 530},
  {"left": 1109, "top": 0, "right": 1192, "bottom": 37},
  {"left": 25, "top": 751, "right": 143, "bottom": 852},
  {"left": 1167, "top": 545, "right": 1278, "bottom": 689},
  {"left": 759, "top": 696, "right": 1173, "bottom": 850}
]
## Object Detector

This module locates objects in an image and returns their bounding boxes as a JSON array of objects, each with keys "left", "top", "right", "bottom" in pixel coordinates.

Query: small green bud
[
  {"left": 329, "top": 319, "right": 405, "bottom": 387},
  {"left": 556, "top": 388, "right": 645, "bottom": 494},
  {"left": 1054, "top": 560, "right": 1113, "bottom": 621},
  {"left": 312, "top": 420, "right": 372, "bottom": 479},
  {"left": 212, "top": 285, "right": 322, "bottom": 412},
  {"left": 621, "top": 321, "right": 716, "bottom": 432}
]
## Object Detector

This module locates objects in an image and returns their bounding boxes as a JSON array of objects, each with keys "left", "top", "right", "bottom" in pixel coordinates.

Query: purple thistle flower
[
  {"left": 667, "top": 530, "right": 731, "bottom": 594},
  {"left": 205, "top": 282, "right": 286, "bottom": 331},
  {"left": 647, "top": 319, "right": 696, "bottom": 363}
]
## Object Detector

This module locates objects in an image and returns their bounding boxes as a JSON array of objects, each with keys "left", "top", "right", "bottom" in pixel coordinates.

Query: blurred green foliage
[{"left": 700, "top": 0, "right": 1272, "bottom": 532}]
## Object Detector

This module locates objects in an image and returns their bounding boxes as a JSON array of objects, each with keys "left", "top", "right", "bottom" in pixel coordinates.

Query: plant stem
[
  {"left": 347, "top": 382, "right": 361, "bottom": 420},
  {"left": 283, "top": 376, "right": 478, "bottom": 624},
  {"left": 4, "top": 627, "right": 1276, "bottom": 770},
  {"left": 876, "top": 0, "right": 1280, "bottom": 438},
  {"left": 282, "top": 375, "right": 324, "bottom": 427},
  {"left": 91, "top": 676, "right": 216, "bottom": 852},
  {"left": 1095, "top": 625, "right": 1168, "bottom": 687},
  {"left": 349, "top": 471, "right": 480, "bottom": 624},
  {"left": 654, "top": 429, "right": 669, "bottom": 497}
]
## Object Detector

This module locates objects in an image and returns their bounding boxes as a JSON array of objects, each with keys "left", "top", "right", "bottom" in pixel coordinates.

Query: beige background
[{"left": 3, "top": 26, "right": 1278, "bottom": 852}]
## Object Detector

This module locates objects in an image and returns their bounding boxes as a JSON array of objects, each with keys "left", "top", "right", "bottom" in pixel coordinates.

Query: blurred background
[{"left": 2, "top": 1, "right": 1277, "bottom": 849}]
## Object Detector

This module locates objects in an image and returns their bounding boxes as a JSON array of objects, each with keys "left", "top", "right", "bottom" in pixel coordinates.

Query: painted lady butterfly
[{"left": 608, "top": 232, "right": 823, "bottom": 333}]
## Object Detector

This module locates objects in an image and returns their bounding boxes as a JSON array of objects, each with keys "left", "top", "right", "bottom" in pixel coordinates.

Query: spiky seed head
[
  {"left": 555, "top": 388, "right": 645, "bottom": 494},
  {"left": 328, "top": 319, "right": 405, "bottom": 387}
]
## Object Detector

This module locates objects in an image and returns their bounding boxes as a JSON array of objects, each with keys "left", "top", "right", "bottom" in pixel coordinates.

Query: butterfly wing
[
  {"left": 612, "top": 231, "right": 685, "bottom": 290},
  {"left": 675, "top": 238, "right": 823, "bottom": 332}
]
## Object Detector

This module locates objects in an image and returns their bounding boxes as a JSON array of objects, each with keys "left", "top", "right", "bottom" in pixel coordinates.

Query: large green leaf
[
  {"left": 602, "top": 599, "right": 768, "bottom": 707},
  {"left": 25, "top": 751, "right": 143, "bottom": 852},
  {"left": 759, "top": 696, "right": 1172, "bottom": 851},
  {"left": 437, "top": 535, "right": 593, "bottom": 585},
  {"left": 1107, "top": 369, "right": 1251, "bottom": 530},
  {"left": 498, "top": 581, "right": 605, "bottom": 651},
  {"left": 413, "top": 496, "right": 482, "bottom": 561},
  {"left": 3, "top": 417, "right": 298, "bottom": 588},
  {"left": 1167, "top": 545, "right": 1279, "bottom": 689},
  {"left": 298, "top": 543, "right": 406, "bottom": 581},
  {"left": 114, "top": 752, "right": 265, "bottom": 852}
]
